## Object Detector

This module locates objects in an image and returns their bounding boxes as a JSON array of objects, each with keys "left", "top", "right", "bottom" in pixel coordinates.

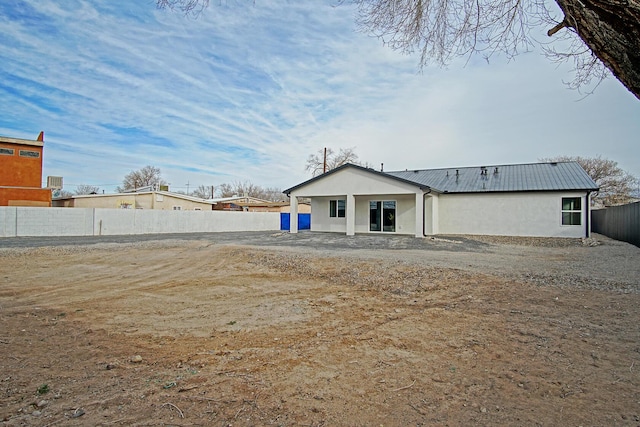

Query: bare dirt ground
[{"left": 1, "top": 232, "right": 639, "bottom": 426}]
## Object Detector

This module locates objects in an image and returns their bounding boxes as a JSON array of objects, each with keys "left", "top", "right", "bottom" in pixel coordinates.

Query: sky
[{"left": 1, "top": 0, "right": 639, "bottom": 195}]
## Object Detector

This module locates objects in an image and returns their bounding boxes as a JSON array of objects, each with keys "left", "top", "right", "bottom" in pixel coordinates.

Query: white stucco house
[{"left": 283, "top": 161, "right": 599, "bottom": 238}]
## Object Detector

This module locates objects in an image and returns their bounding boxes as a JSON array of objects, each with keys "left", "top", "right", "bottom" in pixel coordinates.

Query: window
[
  {"left": 329, "top": 199, "right": 345, "bottom": 218},
  {"left": 0, "top": 148, "right": 14, "bottom": 155},
  {"left": 19, "top": 150, "right": 40, "bottom": 158},
  {"left": 370, "top": 200, "right": 396, "bottom": 232},
  {"left": 173, "top": 206, "right": 182, "bottom": 210},
  {"left": 562, "top": 197, "right": 581, "bottom": 225}
]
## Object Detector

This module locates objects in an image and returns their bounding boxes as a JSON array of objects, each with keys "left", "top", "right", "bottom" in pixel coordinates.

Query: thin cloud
[{"left": 0, "top": 0, "right": 638, "bottom": 194}]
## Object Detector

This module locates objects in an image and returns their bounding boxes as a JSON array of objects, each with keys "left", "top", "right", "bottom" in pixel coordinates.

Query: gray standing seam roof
[{"left": 386, "top": 162, "right": 598, "bottom": 193}]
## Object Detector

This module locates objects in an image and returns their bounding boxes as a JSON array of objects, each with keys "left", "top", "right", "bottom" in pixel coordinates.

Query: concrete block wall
[{"left": 0, "top": 207, "right": 281, "bottom": 237}]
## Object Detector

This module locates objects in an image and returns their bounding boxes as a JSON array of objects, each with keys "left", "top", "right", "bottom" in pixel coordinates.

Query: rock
[
  {"left": 36, "top": 400, "right": 48, "bottom": 408},
  {"left": 130, "top": 355, "right": 143, "bottom": 363}
]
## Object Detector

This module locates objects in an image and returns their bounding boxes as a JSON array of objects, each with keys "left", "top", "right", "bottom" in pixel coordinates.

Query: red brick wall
[
  {"left": 0, "top": 187, "right": 51, "bottom": 207},
  {"left": 0, "top": 141, "right": 44, "bottom": 188}
]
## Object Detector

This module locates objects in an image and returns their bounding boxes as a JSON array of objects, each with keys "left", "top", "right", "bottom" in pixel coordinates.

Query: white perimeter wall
[
  {"left": 0, "top": 207, "right": 280, "bottom": 237},
  {"left": 437, "top": 191, "right": 589, "bottom": 238}
]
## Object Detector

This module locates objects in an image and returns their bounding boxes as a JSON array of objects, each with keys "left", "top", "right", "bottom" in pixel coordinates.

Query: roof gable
[{"left": 283, "top": 163, "right": 430, "bottom": 195}]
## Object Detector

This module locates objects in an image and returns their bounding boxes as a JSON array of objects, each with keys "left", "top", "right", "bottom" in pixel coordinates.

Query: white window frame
[
  {"left": 329, "top": 199, "right": 346, "bottom": 218},
  {"left": 561, "top": 197, "right": 582, "bottom": 226},
  {"left": 369, "top": 199, "right": 397, "bottom": 233}
]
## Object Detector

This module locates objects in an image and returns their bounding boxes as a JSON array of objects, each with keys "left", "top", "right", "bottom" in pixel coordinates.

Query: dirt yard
[{"left": 1, "top": 233, "right": 639, "bottom": 426}]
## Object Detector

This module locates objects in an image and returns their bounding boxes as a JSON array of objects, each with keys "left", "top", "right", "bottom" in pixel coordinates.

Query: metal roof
[{"left": 387, "top": 162, "right": 598, "bottom": 193}]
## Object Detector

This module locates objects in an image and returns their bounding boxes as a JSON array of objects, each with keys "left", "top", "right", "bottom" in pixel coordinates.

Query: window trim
[
  {"left": 561, "top": 197, "right": 582, "bottom": 226},
  {"left": 19, "top": 149, "right": 40, "bottom": 158},
  {"left": 369, "top": 199, "right": 397, "bottom": 233},
  {"left": 329, "top": 199, "right": 346, "bottom": 218}
]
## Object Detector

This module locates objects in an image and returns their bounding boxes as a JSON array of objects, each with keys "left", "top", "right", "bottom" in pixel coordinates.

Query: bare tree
[
  {"left": 353, "top": 0, "right": 640, "bottom": 98},
  {"left": 156, "top": 0, "right": 640, "bottom": 99},
  {"left": 305, "top": 147, "right": 361, "bottom": 177},
  {"left": 541, "top": 155, "right": 639, "bottom": 206},
  {"left": 117, "top": 166, "right": 167, "bottom": 192},
  {"left": 74, "top": 185, "right": 100, "bottom": 195},
  {"left": 192, "top": 184, "right": 216, "bottom": 199},
  {"left": 217, "top": 181, "right": 284, "bottom": 201}
]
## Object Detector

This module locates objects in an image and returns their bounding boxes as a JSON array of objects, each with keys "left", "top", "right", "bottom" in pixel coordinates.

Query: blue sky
[{"left": 1, "top": 0, "right": 639, "bottom": 194}]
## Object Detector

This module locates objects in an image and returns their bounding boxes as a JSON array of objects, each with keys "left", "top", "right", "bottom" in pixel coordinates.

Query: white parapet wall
[{"left": 0, "top": 207, "right": 281, "bottom": 237}]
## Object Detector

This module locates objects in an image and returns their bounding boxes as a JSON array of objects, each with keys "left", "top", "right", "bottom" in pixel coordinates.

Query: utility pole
[
  {"left": 323, "top": 147, "right": 327, "bottom": 174},
  {"left": 186, "top": 181, "right": 189, "bottom": 195}
]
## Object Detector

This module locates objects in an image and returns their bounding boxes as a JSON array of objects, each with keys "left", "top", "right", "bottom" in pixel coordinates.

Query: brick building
[{"left": 0, "top": 132, "right": 52, "bottom": 207}]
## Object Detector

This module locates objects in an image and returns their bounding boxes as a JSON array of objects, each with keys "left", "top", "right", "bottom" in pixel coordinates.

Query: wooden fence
[{"left": 591, "top": 202, "right": 640, "bottom": 247}]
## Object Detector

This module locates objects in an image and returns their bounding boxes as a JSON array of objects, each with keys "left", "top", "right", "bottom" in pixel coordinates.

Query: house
[
  {"left": 0, "top": 132, "right": 52, "bottom": 207},
  {"left": 52, "top": 190, "right": 216, "bottom": 210},
  {"left": 207, "top": 196, "right": 311, "bottom": 213},
  {"left": 283, "top": 162, "right": 598, "bottom": 238}
]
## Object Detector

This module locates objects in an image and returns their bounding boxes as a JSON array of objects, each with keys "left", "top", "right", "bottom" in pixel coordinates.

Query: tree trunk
[{"left": 554, "top": 0, "right": 640, "bottom": 99}]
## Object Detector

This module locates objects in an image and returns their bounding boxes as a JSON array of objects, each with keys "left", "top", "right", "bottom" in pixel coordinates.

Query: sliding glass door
[{"left": 369, "top": 200, "right": 396, "bottom": 232}]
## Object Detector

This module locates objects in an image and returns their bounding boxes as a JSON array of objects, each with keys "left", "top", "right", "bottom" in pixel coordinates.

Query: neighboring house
[
  {"left": 53, "top": 190, "right": 216, "bottom": 210},
  {"left": 207, "top": 196, "right": 310, "bottom": 213},
  {"left": 208, "top": 196, "right": 272, "bottom": 211},
  {"left": 0, "top": 132, "right": 52, "bottom": 207},
  {"left": 284, "top": 162, "right": 599, "bottom": 238}
]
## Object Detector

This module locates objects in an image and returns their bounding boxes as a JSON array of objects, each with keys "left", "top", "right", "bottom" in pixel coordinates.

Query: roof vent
[{"left": 494, "top": 167, "right": 499, "bottom": 174}]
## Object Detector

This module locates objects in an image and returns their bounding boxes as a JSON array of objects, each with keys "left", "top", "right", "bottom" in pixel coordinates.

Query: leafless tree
[
  {"left": 74, "top": 185, "right": 100, "bottom": 195},
  {"left": 156, "top": 0, "right": 640, "bottom": 99},
  {"left": 191, "top": 184, "right": 216, "bottom": 199},
  {"left": 541, "top": 155, "right": 639, "bottom": 206},
  {"left": 217, "top": 181, "right": 284, "bottom": 201},
  {"left": 305, "top": 147, "right": 361, "bottom": 177},
  {"left": 117, "top": 165, "right": 167, "bottom": 192}
]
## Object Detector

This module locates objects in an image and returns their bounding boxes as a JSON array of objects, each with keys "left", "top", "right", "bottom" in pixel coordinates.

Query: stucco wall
[
  {"left": 290, "top": 167, "right": 420, "bottom": 198},
  {"left": 63, "top": 193, "right": 213, "bottom": 210},
  {"left": 1, "top": 187, "right": 51, "bottom": 207},
  {"left": 310, "top": 197, "right": 347, "bottom": 233},
  {"left": 353, "top": 194, "right": 416, "bottom": 235},
  {"left": 0, "top": 207, "right": 280, "bottom": 237},
  {"left": 437, "top": 191, "right": 590, "bottom": 237},
  {"left": 0, "top": 140, "right": 43, "bottom": 188}
]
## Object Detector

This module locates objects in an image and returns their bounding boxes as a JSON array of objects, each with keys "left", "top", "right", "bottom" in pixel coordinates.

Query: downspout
[
  {"left": 422, "top": 188, "right": 432, "bottom": 237},
  {"left": 585, "top": 191, "right": 591, "bottom": 238}
]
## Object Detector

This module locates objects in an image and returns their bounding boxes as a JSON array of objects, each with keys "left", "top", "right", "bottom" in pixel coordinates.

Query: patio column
[
  {"left": 289, "top": 195, "right": 298, "bottom": 234},
  {"left": 346, "top": 193, "right": 355, "bottom": 236},
  {"left": 415, "top": 191, "right": 424, "bottom": 238}
]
